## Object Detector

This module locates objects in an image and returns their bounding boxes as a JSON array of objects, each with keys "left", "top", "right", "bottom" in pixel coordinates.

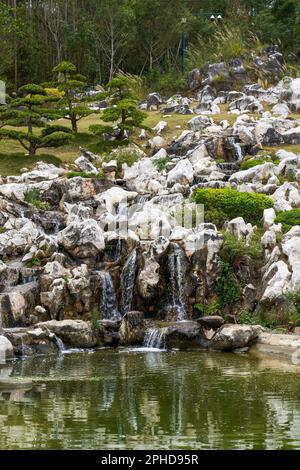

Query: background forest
[{"left": 1, "top": 0, "right": 300, "bottom": 94}]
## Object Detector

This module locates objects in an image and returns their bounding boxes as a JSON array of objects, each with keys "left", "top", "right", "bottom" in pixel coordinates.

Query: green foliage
[
  {"left": 194, "top": 301, "right": 221, "bottom": 316},
  {"left": 187, "top": 24, "right": 262, "bottom": 71},
  {"left": 24, "top": 189, "right": 49, "bottom": 210},
  {"left": 153, "top": 157, "right": 169, "bottom": 171},
  {"left": 0, "top": 227, "right": 7, "bottom": 234},
  {"left": 284, "top": 290, "right": 300, "bottom": 328},
  {"left": 240, "top": 155, "right": 280, "bottom": 170},
  {"left": 220, "top": 231, "right": 263, "bottom": 267},
  {"left": 26, "top": 257, "right": 42, "bottom": 268},
  {"left": 53, "top": 61, "right": 93, "bottom": 133},
  {"left": 90, "top": 76, "right": 146, "bottom": 140},
  {"left": 192, "top": 188, "right": 274, "bottom": 227},
  {"left": 66, "top": 171, "right": 106, "bottom": 180},
  {"left": 215, "top": 261, "right": 242, "bottom": 308},
  {"left": 238, "top": 310, "right": 261, "bottom": 326},
  {"left": 104, "top": 148, "right": 140, "bottom": 177},
  {"left": 275, "top": 210, "right": 300, "bottom": 233},
  {"left": 0, "top": 82, "right": 72, "bottom": 155}
]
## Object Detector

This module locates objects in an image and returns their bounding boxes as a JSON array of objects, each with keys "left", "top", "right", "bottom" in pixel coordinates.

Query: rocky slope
[{"left": 2, "top": 73, "right": 300, "bottom": 355}]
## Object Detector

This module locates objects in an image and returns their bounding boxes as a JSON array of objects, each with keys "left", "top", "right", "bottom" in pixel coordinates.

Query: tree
[
  {"left": 52, "top": 60, "right": 94, "bottom": 133},
  {"left": 0, "top": 83, "right": 72, "bottom": 155},
  {"left": 90, "top": 76, "right": 146, "bottom": 141}
]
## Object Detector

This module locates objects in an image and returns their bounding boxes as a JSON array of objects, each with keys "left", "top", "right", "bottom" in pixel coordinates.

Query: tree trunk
[
  {"left": 29, "top": 143, "right": 36, "bottom": 156},
  {"left": 71, "top": 116, "right": 78, "bottom": 133}
]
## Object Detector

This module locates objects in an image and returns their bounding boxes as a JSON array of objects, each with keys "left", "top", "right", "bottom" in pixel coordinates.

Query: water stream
[
  {"left": 120, "top": 250, "right": 137, "bottom": 314},
  {"left": 167, "top": 245, "right": 187, "bottom": 321},
  {"left": 99, "top": 271, "right": 121, "bottom": 321}
]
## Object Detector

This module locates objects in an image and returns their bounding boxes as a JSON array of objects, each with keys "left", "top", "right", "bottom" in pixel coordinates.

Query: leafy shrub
[
  {"left": 215, "top": 261, "right": 241, "bottom": 308},
  {"left": 26, "top": 257, "right": 41, "bottom": 267},
  {"left": 275, "top": 210, "right": 300, "bottom": 233},
  {"left": 194, "top": 301, "right": 221, "bottom": 316},
  {"left": 192, "top": 188, "right": 273, "bottom": 227},
  {"left": 220, "top": 231, "right": 263, "bottom": 267},
  {"left": 24, "top": 189, "right": 49, "bottom": 210}
]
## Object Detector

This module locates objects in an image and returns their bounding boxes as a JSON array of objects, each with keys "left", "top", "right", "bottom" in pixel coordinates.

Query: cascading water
[
  {"left": 99, "top": 271, "right": 121, "bottom": 321},
  {"left": 53, "top": 334, "right": 65, "bottom": 353},
  {"left": 120, "top": 250, "right": 137, "bottom": 314},
  {"left": 167, "top": 245, "right": 187, "bottom": 321},
  {"left": 143, "top": 328, "right": 168, "bottom": 349},
  {"left": 230, "top": 137, "right": 243, "bottom": 161}
]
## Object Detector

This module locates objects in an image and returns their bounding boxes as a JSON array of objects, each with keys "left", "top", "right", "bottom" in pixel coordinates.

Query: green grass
[{"left": 0, "top": 152, "right": 61, "bottom": 177}]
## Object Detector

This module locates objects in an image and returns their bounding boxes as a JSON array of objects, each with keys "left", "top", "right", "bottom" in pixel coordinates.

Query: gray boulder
[{"left": 210, "top": 324, "right": 262, "bottom": 351}]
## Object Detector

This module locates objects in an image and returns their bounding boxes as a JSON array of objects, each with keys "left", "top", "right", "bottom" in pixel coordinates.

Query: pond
[{"left": 0, "top": 348, "right": 300, "bottom": 450}]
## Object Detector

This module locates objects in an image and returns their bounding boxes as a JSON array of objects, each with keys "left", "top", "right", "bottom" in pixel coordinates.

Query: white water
[
  {"left": 143, "top": 328, "right": 168, "bottom": 349},
  {"left": 167, "top": 245, "right": 187, "bottom": 321},
  {"left": 99, "top": 271, "right": 121, "bottom": 321},
  {"left": 120, "top": 250, "right": 137, "bottom": 314},
  {"left": 53, "top": 334, "right": 65, "bottom": 352}
]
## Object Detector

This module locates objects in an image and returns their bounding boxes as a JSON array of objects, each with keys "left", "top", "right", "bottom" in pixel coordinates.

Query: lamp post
[{"left": 179, "top": 17, "right": 187, "bottom": 74}]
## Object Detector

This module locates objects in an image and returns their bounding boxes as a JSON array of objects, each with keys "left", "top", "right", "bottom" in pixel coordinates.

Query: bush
[
  {"left": 220, "top": 231, "right": 263, "bottom": 266},
  {"left": 192, "top": 188, "right": 273, "bottom": 227},
  {"left": 240, "top": 155, "right": 280, "bottom": 170},
  {"left": 215, "top": 261, "right": 242, "bottom": 308},
  {"left": 105, "top": 148, "right": 140, "bottom": 177},
  {"left": 275, "top": 210, "right": 300, "bottom": 233},
  {"left": 24, "top": 189, "right": 49, "bottom": 210}
]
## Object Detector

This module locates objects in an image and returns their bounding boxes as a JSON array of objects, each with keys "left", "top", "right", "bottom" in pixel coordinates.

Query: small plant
[
  {"left": 275, "top": 210, "right": 300, "bottom": 233},
  {"left": 105, "top": 148, "right": 140, "bottom": 177},
  {"left": 24, "top": 189, "right": 49, "bottom": 210},
  {"left": 66, "top": 171, "right": 106, "bottom": 180},
  {"left": 26, "top": 257, "right": 41, "bottom": 267},
  {"left": 215, "top": 261, "right": 241, "bottom": 309},
  {"left": 0, "top": 227, "right": 7, "bottom": 234},
  {"left": 192, "top": 188, "right": 273, "bottom": 227},
  {"left": 154, "top": 157, "right": 169, "bottom": 172},
  {"left": 240, "top": 155, "right": 280, "bottom": 170},
  {"left": 194, "top": 301, "right": 221, "bottom": 316},
  {"left": 220, "top": 231, "right": 263, "bottom": 267},
  {"left": 91, "top": 308, "right": 100, "bottom": 328}
]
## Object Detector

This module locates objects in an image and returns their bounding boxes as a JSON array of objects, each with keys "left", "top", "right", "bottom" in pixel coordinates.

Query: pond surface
[{"left": 0, "top": 348, "right": 300, "bottom": 450}]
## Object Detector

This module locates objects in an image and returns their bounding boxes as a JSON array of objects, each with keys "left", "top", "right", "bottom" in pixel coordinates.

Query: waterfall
[
  {"left": 143, "top": 328, "right": 168, "bottom": 349},
  {"left": 120, "top": 250, "right": 137, "bottom": 314},
  {"left": 53, "top": 334, "right": 65, "bottom": 353},
  {"left": 227, "top": 137, "right": 243, "bottom": 161},
  {"left": 167, "top": 245, "right": 187, "bottom": 321},
  {"left": 99, "top": 271, "right": 121, "bottom": 321}
]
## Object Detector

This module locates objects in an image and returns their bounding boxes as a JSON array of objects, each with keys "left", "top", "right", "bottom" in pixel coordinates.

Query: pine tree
[
  {"left": 52, "top": 61, "right": 94, "bottom": 133},
  {"left": 0, "top": 83, "right": 72, "bottom": 155},
  {"left": 90, "top": 76, "right": 147, "bottom": 141}
]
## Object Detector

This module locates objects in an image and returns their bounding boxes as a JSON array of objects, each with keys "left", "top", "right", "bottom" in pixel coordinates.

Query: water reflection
[{"left": 0, "top": 350, "right": 300, "bottom": 449}]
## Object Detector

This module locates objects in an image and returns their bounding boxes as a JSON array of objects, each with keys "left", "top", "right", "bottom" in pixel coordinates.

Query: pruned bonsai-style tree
[
  {"left": 52, "top": 61, "right": 95, "bottom": 133},
  {"left": 89, "top": 76, "right": 147, "bottom": 140},
  {"left": 0, "top": 83, "right": 72, "bottom": 155}
]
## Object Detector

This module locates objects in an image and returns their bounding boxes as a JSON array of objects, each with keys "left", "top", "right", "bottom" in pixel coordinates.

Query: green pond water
[{"left": 0, "top": 348, "right": 300, "bottom": 450}]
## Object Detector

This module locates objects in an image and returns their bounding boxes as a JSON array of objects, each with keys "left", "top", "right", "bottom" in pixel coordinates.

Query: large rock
[
  {"left": 58, "top": 219, "right": 105, "bottom": 258},
  {"left": 0, "top": 336, "right": 14, "bottom": 361},
  {"left": 163, "top": 322, "right": 209, "bottom": 350},
  {"left": 37, "top": 320, "right": 98, "bottom": 348},
  {"left": 210, "top": 324, "right": 262, "bottom": 351},
  {"left": 167, "top": 159, "right": 194, "bottom": 186},
  {"left": 119, "top": 311, "right": 145, "bottom": 345}
]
